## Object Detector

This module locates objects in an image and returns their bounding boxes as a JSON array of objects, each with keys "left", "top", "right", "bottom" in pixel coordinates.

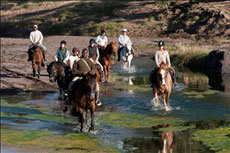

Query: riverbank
[{"left": 1, "top": 36, "right": 229, "bottom": 93}]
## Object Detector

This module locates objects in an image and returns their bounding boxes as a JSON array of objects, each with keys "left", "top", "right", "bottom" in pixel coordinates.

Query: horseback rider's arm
[
  {"left": 38, "top": 31, "right": 43, "bottom": 44},
  {"left": 54, "top": 50, "right": 59, "bottom": 61},
  {"left": 155, "top": 51, "right": 160, "bottom": 68},
  {"left": 96, "top": 48, "right": 100, "bottom": 61},
  {"left": 166, "top": 51, "right": 171, "bottom": 67},
  {"left": 63, "top": 50, "right": 70, "bottom": 64}
]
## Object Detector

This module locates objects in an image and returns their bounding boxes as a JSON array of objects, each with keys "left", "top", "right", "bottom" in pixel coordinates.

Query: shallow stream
[{"left": 1, "top": 57, "right": 230, "bottom": 153}]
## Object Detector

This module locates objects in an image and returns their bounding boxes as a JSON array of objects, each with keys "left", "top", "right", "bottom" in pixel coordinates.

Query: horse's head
[
  {"left": 107, "top": 41, "right": 117, "bottom": 57},
  {"left": 30, "top": 46, "right": 38, "bottom": 56},
  {"left": 84, "top": 73, "right": 97, "bottom": 102},
  {"left": 157, "top": 62, "right": 168, "bottom": 86},
  {"left": 47, "top": 62, "right": 65, "bottom": 82}
]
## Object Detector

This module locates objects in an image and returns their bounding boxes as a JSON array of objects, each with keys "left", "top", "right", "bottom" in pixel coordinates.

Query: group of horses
[{"left": 29, "top": 41, "right": 173, "bottom": 132}]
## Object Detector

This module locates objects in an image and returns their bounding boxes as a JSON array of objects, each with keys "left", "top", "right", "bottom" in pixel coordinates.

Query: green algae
[
  {"left": 1, "top": 128, "right": 119, "bottom": 153},
  {"left": 192, "top": 127, "right": 230, "bottom": 153},
  {"left": 98, "top": 112, "right": 185, "bottom": 128},
  {"left": 183, "top": 90, "right": 218, "bottom": 99}
]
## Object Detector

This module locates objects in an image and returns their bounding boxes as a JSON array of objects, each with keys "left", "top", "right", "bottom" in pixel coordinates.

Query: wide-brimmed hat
[{"left": 122, "top": 29, "right": 127, "bottom": 32}]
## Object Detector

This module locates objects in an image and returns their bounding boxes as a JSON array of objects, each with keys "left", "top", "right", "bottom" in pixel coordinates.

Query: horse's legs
[
  {"left": 78, "top": 108, "right": 84, "bottom": 132},
  {"left": 103, "top": 66, "right": 107, "bottom": 82},
  {"left": 37, "top": 62, "right": 41, "bottom": 79},
  {"left": 107, "top": 65, "right": 111, "bottom": 81},
  {"left": 89, "top": 107, "right": 95, "bottom": 131},
  {"left": 154, "top": 90, "right": 159, "bottom": 104},
  {"left": 32, "top": 62, "right": 36, "bottom": 77},
  {"left": 95, "top": 82, "right": 100, "bottom": 102}
]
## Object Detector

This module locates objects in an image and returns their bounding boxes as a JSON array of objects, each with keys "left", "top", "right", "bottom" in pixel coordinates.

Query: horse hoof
[{"left": 165, "top": 106, "right": 170, "bottom": 111}]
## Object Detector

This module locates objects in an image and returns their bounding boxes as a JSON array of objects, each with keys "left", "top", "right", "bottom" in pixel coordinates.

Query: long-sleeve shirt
[
  {"left": 95, "top": 35, "right": 108, "bottom": 47},
  {"left": 88, "top": 46, "right": 100, "bottom": 61},
  {"left": 118, "top": 34, "right": 131, "bottom": 47},
  {"left": 30, "top": 30, "right": 43, "bottom": 44},
  {"left": 155, "top": 50, "right": 171, "bottom": 67},
  {"left": 72, "top": 57, "right": 96, "bottom": 76}
]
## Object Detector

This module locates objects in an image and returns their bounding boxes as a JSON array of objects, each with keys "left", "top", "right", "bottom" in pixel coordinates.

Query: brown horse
[
  {"left": 30, "top": 46, "right": 44, "bottom": 78},
  {"left": 99, "top": 41, "right": 117, "bottom": 82},
  {"left": 152, "top": 62, "right": 173, "bottom": 111},
  {"left": 72, "top": 73, "right": 97, "bottom": 132}
]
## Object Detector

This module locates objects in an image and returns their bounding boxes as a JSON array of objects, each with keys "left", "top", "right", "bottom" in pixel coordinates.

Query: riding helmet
[
  {"left": 72, "top": 47, "right": 80, "bottom": 53},
  {"left": 158, "top": 41, "right": 165, "bottom": 47},
  {"left": 60, "top": 40, "right": 66, "bottom": 45},
  {"left": 89, "top": 39, "right": 96, "bottom": 44}
]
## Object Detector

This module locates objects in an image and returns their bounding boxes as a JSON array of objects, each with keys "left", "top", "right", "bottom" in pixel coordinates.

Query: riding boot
[
  {"left": 118, "top": 49, "right": 121, "bottom": 61},
  {"left": 27, "top": 52, "right": 32, "bottom": 61}
]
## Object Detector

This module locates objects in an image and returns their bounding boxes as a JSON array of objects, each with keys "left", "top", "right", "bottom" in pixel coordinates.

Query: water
[{"left": 1, "top": 57, "right": 230, "bottom": 153}]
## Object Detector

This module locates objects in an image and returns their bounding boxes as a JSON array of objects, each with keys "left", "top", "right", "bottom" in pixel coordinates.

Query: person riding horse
[
  {"left": 68, "top": 47, "right": 81, "bottom": 70},
  {"left": 117, "top": 29, "right": 137, "bottom": 62},
  {"left": 88, "top": 39, "right": 104, "bottom": 81},
  {"left": 27, "top": 25, "right": 46, "bottom": 65},
  {"left": 54, "top": 40, "right": 70, "bottom": 65},
  {"left": 96, "top": 29, "right": 108, "bottom": 55},
  {"left": 149, "top": 41, "right": 177, "bottom": 87},
  {"left": 67, "top": 48, "right": 102, "bottom": 106}
]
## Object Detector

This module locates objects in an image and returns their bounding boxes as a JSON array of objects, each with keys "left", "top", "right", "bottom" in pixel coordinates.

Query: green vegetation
[
  {"left": 2, "top": 1, "right": 229, "bottom": 41},
  {"left": 1, "top": 128, "right": 119, "bottom": 153},
  {"left": 98, "top": 112, "right": 185, "bottom": 128},
  {"left": 183, "top": 90, "right": 218, "bottom": 99},
  {"left": 192, "top": 127, "right": 230, "bottom": 153}
]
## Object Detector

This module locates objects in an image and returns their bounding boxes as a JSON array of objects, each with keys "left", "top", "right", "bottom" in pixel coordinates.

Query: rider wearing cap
[
  {"left": 54, "top": 40, "right": 70, "bottom": 64},
  {"left": 28, "top": 25, "right": 47, "bottom": 64},
  {"left": 149, "top": 41, "right": 177, "bottom": 87},
  {"left": 117, "top": 29, "right": 136, "bottom": 61}
]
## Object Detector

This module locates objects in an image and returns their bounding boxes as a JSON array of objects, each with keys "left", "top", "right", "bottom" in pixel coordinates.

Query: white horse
[{"left": 120, "top": 42, "right": 136, "bottom": 69}]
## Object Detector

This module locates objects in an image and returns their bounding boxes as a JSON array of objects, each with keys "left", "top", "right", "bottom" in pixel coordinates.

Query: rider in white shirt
[
  {"left": 117, "top": 29, "right": 132, "bottom": 61},
  {"left": 68, "top": 47, "right": 80, "bottom": 69},
  {"left": 28, "top": 25, "right": 47, "bottom": 63},
  {"left": 96, "top": 30, "right": 108, "bottom": 52}
]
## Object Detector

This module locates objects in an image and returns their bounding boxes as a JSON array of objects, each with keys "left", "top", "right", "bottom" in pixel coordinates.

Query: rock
[
  {"left": 207, "top": 49, "right": 230, "bottom": 73},
  {"left": 207, "top": 72, "right": 230, "bottom": 93}
]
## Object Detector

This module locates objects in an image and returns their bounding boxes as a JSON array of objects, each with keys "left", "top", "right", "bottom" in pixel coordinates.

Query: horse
[
  {"left": 120, "top": 43, "right": 136, "bottom": 69},
  {"left": 47, "top": 61, "right": 70, "bottom": 98},
  {"left": 151, "top": 62, "right": 173, "bottom": 111},
  {"left": 99, "top": 41, "right": 117, "bottom": 82},
  {"left": 72, "top": 73, "right": 97, "bottom": 132},
  {"left": 30, "top": 46, "right": 44, "bottom": 78}
]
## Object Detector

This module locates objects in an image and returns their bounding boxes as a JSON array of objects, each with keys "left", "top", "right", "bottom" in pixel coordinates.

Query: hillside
[{"left": 1, "top": 0, "right": 230, "bottom": 42}]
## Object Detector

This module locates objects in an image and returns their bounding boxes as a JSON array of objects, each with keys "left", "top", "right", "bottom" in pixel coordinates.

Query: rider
[
  {"left": 149, "top": 41, "right": 177, "bottom": 87},
  {"left": 68, "top": 47, "right": 80, "bottom": 70},
  {"left": 28, "top": 25, "right": 47, "bottom": 64},
  {"left": 117, "top": 29, "right": 136, "bottom": 61},
  {"left": 54, "top": 40, "right": 70, "bottom": 65},
  {"left": 88, "top": 39, "right": 104, "bottom": 79},
  {"left": 96, "top": 29, "right": 108, "bottom": 55}
]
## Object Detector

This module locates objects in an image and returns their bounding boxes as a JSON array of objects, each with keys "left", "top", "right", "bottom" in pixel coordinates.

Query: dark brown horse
[
  {"left": 152, "top": 62, "right": 173, "bottom": 111},
  {"left": 99, "top": 41, "right": 117, "bottom": 82},
  {"left": 47, "top": 61, "right": 69, "bottom": 98},
  {"left": 30, "top": 46, "right": 44, "bottom": 78},
  {"left": 72, "top": 73, "right": 97, "bottom": 132}
]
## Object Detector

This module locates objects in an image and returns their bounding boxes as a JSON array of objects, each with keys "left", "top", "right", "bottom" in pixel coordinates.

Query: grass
[
  {"left": 192, "top": 127, "right": 230, "bottom": 153},
  {"left": 97, "top": 112, "right": 185, "bottom": 129},
  {"left": 183, "top": 90, "right": 218, "bottom": 99},
  {"left": 1, "top": 128, "right": 119, "bottom": 153}
]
